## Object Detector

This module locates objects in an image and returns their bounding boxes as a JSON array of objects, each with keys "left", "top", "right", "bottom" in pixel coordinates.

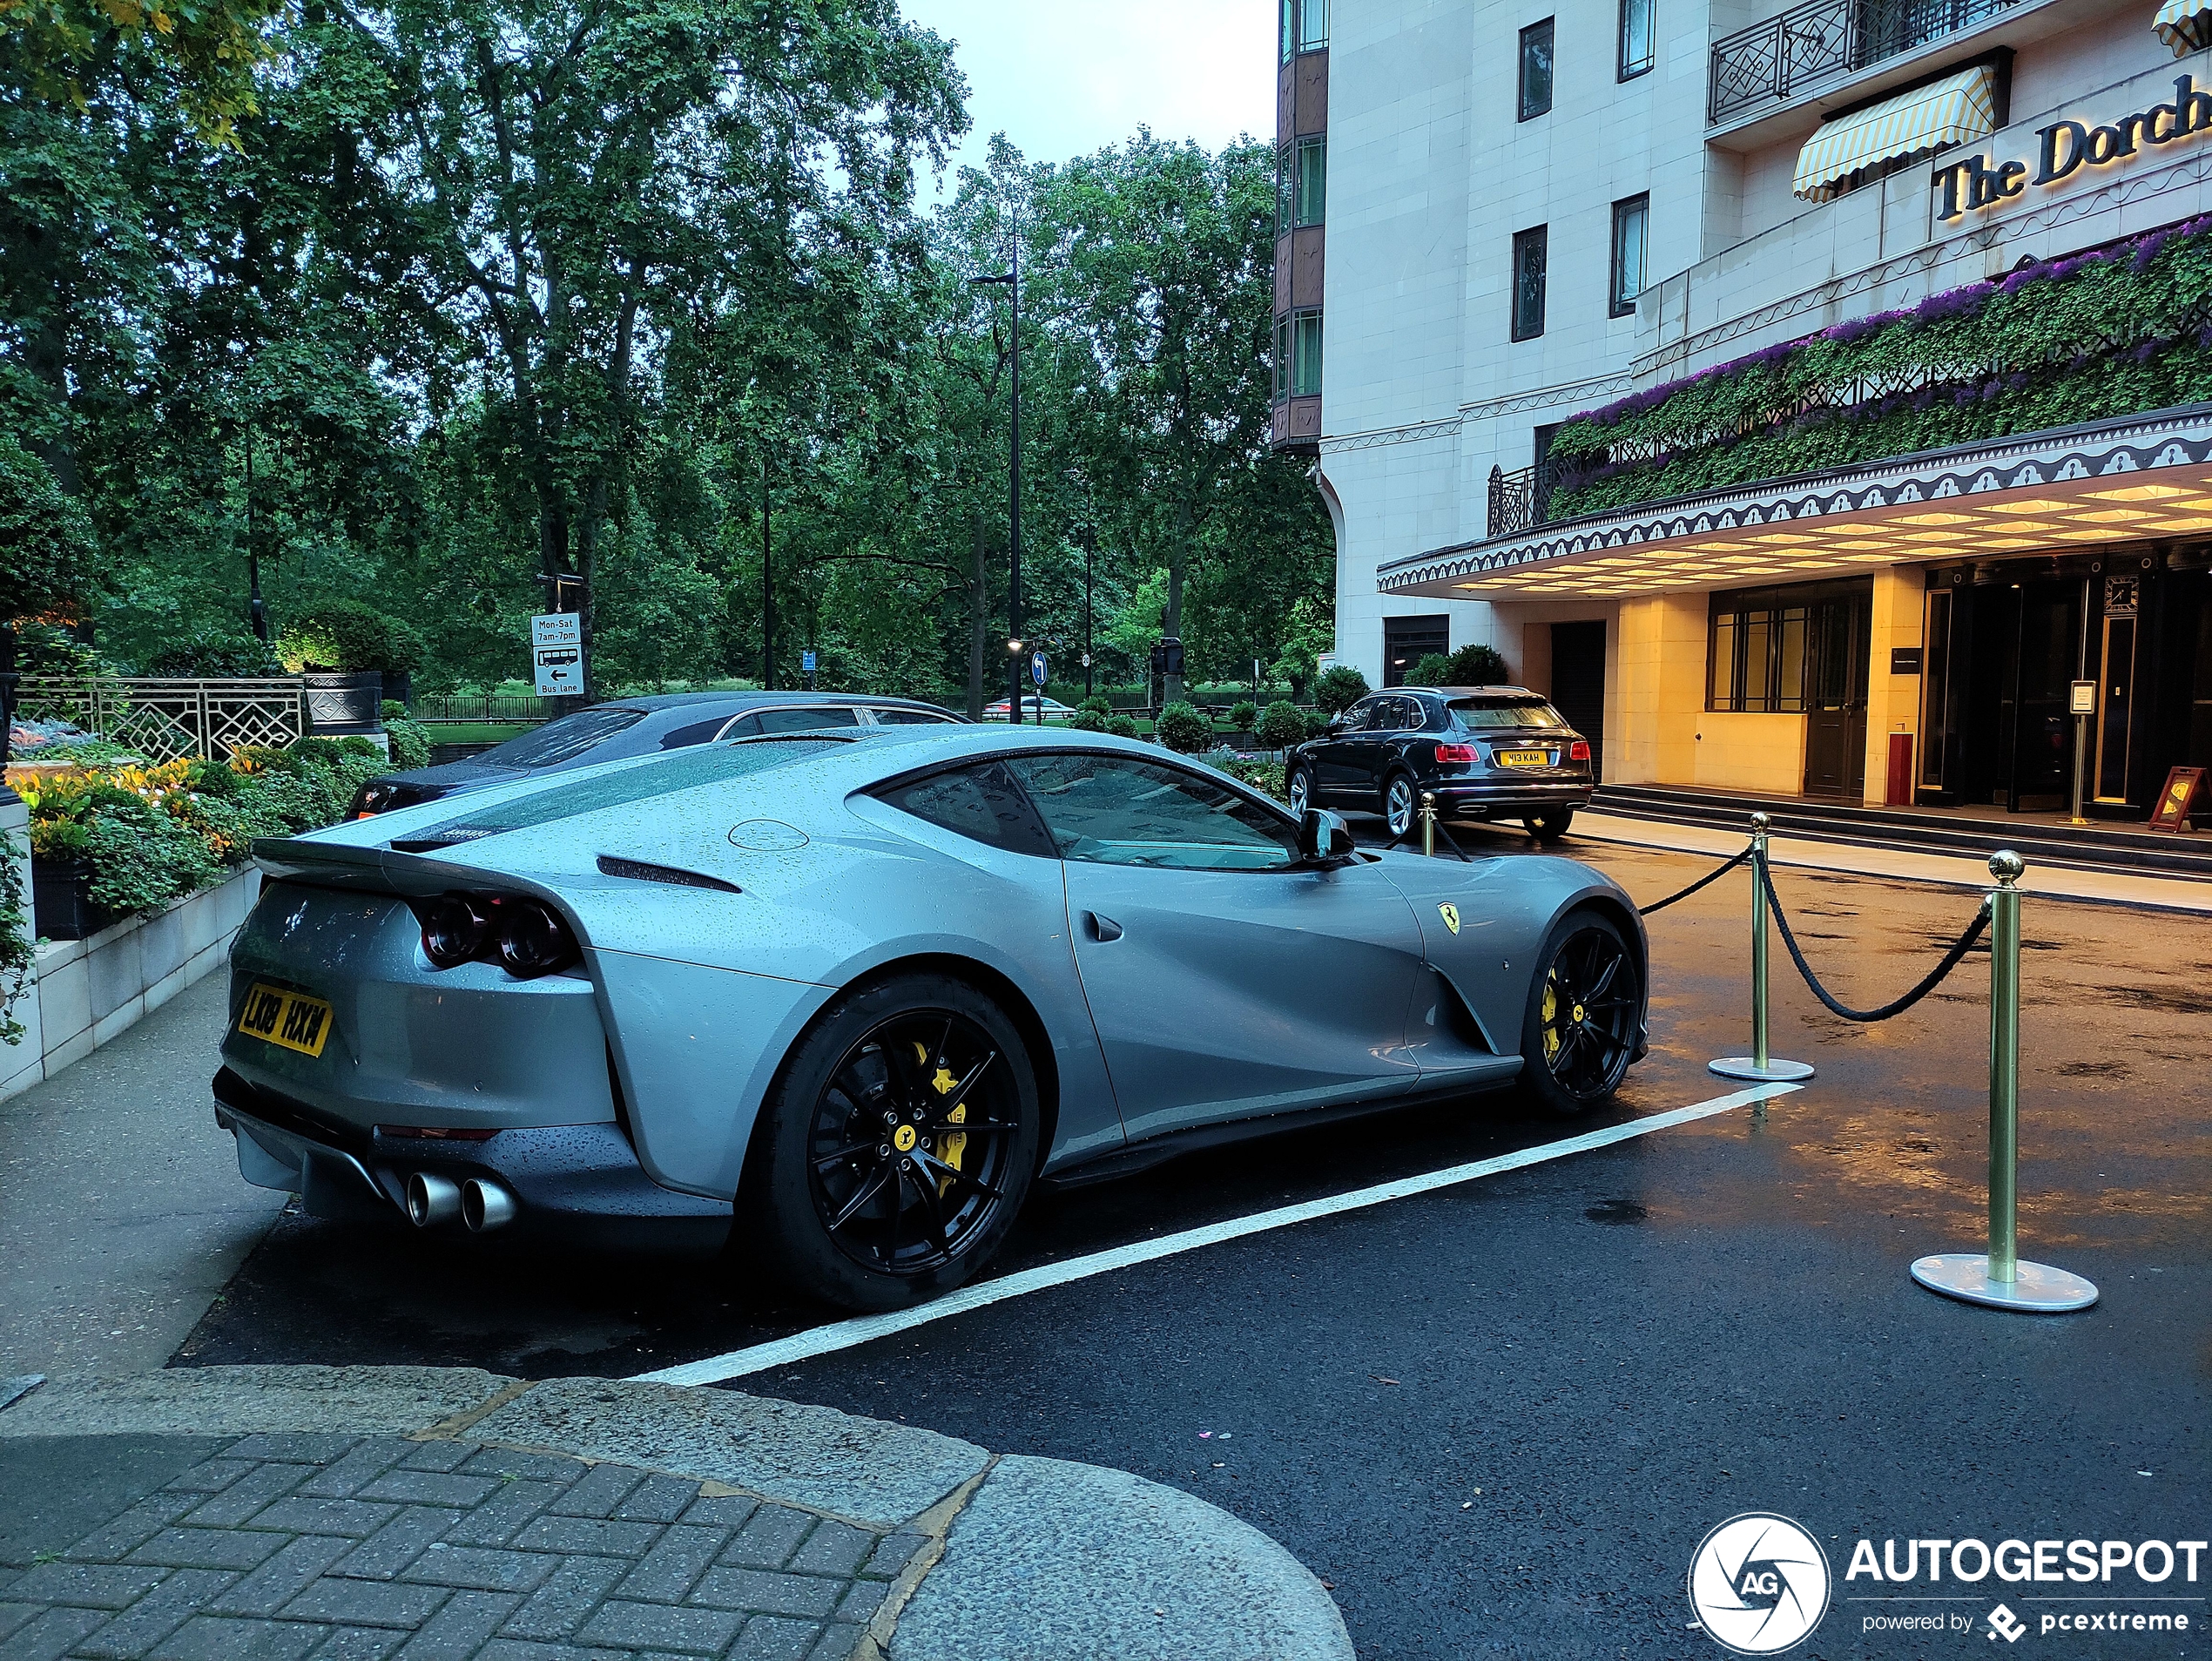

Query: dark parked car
[
  {"left": 349, "top": 692, "right": 962, "bottom": 817},
  {"left": 1285, "top": 685, "right": 1594, "bottom": 842}
]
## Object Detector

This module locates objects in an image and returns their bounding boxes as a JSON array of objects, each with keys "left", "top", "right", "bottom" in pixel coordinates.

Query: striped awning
[
  {"left": 2155, "top": 0, "right": 2212, "bottom": 55},
  {"left": 1791, "top": 65, "right": 2000, "bottom": 202}
]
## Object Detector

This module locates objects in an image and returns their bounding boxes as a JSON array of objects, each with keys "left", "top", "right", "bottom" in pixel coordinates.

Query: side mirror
[
  {"left": 1297, "top": 807, "right": 1354, "bottom": 863},
  {"left": 1325, "top": 715, "right": 1347, "bottom": 735}
]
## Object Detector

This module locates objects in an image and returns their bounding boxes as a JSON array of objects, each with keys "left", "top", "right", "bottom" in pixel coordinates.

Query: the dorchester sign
[{"left": 1934, "top": 74, "right": 2211, "bottom": 222}]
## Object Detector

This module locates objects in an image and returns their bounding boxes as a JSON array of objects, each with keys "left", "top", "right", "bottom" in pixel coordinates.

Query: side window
[
  {"left": 659, "top": 716, "right": 732, "bottom": 750},
  {"left": 871, "top": 707, "right": 955, "bottom": 725},
  {"left": 722, "top": 714, "right": 761, "bottom": 738},
  {"left": 1355, "top": 698, "right": 1393, "bottom": 733},
  {"left": 756, "top": 706, "right": 860, "bottom": 733},
  {"left": 1373, "top": 699, "right": 1413, "bottom": 732},
  {"left": 1006, "top": 754, "right": 1297, "bottom": 872},
  {"left": 873, "top": 762, "right": 1057, "bottom": 859}
]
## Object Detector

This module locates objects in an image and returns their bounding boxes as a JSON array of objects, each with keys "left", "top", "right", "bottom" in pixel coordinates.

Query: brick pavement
[{"left": 0, "top": 1435, "right": 927, "bottom": 1661}]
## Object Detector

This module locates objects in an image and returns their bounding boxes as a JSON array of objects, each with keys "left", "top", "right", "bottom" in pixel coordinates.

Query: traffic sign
[
  {"left": 1031, "top": 651, "right": 1049, "bottom": 687},
  {"left": 531, "top": 613, "right": 583, "bottom": 697},
  {"left": 803, "top": 650, "right": 818, "bottom": 673}
]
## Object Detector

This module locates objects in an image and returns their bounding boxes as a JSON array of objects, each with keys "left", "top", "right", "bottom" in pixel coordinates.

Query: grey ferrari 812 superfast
[{"left": 214, "top": 724, "right": 1649, "bottom": 1308}]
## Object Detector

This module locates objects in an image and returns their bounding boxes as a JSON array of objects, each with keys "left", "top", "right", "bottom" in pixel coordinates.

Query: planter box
[
  {"left": 305, "top": 671, "right": 384, "bottom": 735},
  {"left": 1, "top": 863, "right": 260, "bottom": 1102},
  {"left": 30, "top": 856, "right": 107, "bottom": 942}
]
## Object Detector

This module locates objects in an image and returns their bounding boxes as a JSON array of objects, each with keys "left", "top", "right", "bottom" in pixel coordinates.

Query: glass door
[{"left": 2094, "top": 575, "right": 2140, "bottom": 804}]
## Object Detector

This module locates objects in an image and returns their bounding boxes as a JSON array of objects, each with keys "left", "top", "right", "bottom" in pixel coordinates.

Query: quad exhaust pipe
[{"left": 404, "top": 1171, "right": 516, "bottom": 1232}]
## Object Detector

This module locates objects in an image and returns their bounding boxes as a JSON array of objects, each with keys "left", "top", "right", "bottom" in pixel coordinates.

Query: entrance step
[{"left": 1589, "top": 784, "right": 2212, "bottom": 883}]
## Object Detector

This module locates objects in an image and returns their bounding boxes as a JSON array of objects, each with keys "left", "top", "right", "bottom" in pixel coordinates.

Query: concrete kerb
[{"left": 0, "top": 1366, "right": 1355, "bottom": 1661}]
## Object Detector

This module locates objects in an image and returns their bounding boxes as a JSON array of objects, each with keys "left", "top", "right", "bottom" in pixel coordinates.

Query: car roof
[
  {"left": 1399, "top": 685, "right": 1541, "bottom": 699},
  {"left": 607, "top": 691, "right": 955, "bottom": 712}
]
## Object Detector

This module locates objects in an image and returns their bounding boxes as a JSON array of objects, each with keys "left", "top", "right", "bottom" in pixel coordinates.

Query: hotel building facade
[{"left": 1273, "top": 0, "right": 2212, "bottom": 817}]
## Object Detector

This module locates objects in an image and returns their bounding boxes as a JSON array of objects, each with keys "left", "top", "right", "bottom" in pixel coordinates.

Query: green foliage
[
  {"left": 1228, "top": 699, "right": 1257, "bottom": 731},
  {"left": 0, "top": 434, "right": 95, "bottom": 619},
  {"left": 0, "top": 819, "right": 28, "bottom": 1044},
  {"left": 0, "top": 0, "right": 286, "bottom": 144},
  {"left": 1198, "top": 746, "right": 1287, "bottom": 801},
  {"left": 1080, "top": 694, "right": 1113, "bottom": 717},
  {"left": 1315, "top": 665, "right": 1369, "bottom": 714},
  {"left": 1257, "top": 699, "right": 1306, "bottom": 751},
  {"left": 1305, "top": 709, "right": 1332, "bottom": 739},
  {"left": 1547, "top": 219, "right": 2212, "bottom": 517},
  {"left": 1105, "top": 714, "right": 1142, "bottom": 739},
  {"left": 383, "top": 717, "right": 433, "bottom": 771},
  {"left": 15, "top": 621, "right": 98, "bottom": 676},
  {"left": 1068, "top": 708, "right": 1107, "bottom": 733},
  {"left": 83, "top": 800, "right": 219, "bottom": 915},
  {"left": 277, "top": 602, "right": 426, "bottom": 675},
  {"left": 146, "top": 631, "right": 282, "bottom": 677},
  {"left": 1154, "top": 700, "right": 1210, "bottom": 753},
  {"left": 1447, "top": 644, "right": 1509, "bottom": 685},
  {"left": 1406, "top": 653, "right": 1452, "bottom": 688}
]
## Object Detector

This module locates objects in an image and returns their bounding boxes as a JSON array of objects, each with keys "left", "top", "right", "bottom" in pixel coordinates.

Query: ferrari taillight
[
  {"left": 1568, "top": 739, "right": 1592, "bottom": 762},
  {"left": 1435, "top": 743, "right": 1477, "bottom": 764}
]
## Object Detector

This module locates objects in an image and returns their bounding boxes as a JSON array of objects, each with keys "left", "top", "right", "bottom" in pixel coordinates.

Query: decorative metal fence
[
  {"left": 413, "top": 693, "right": 556, "bottom": 726},
  {"left": 1487, "top": 457, "right": 1562, "bottom": 541},
  {"left": 15, "top": 677, "right": 307, "bottom": 763},
  {"left": 1708, "top": 0, "right": 2021, "bottom": 125}
]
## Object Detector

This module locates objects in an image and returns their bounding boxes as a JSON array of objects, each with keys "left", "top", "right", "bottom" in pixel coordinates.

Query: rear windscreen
[
  {"left": 1448, "top": 699, "right": 1566, "bottom": 731},
  {"left": 395, "top": 738, "right": 846, "bottom": 847},
  {"left": 481, "top": 706, "right": 650, "bottom": 768}
]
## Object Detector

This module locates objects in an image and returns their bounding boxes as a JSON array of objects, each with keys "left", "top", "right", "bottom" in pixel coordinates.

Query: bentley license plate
[
  {"left": 1495, "top": 749, "right": 1550, "bottom": 768},
  {"left": 236, "top": 982, "right": 334, "bottom": 1058}
]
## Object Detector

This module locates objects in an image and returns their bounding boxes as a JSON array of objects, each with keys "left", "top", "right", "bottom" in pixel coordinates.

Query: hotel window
[
  {"left": 1276, "top": 145, "right": 1293, "bottom": 237},
  {"left": 1274, "top": 317, "right": 1290, "bottom": 400},
  {"left": 1511, "top": 226, "right": 1548, "bottom": 341},
  {"left": 1294, "top": 136, "right": 1326, "bottom": 227},
  {"left": 1708, "top": 596, "right": 1810, "bottom": 713},
  {"left": 1518, "top": 19, "right": 1554, "bottom": 120},
  {"left": 1287, "top": 308, "right": 1323, "bottom": 396},
  {"left": 1299, "top": 0, "right": 1328, "bottom": 52},
  {"left": 1617, "top": 0, "right": 1654, "bottom": 80},
  {"left": 1609, "top": 193, "right": 1649, "bottom": 318},
  {"left": 1280, "top": 0, "right": 1294, "bottom": 62}
]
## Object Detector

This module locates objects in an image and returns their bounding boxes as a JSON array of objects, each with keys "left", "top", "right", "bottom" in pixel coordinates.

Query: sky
[{"left": 898, "top": 0, "right": 1278, "bottom": 190}]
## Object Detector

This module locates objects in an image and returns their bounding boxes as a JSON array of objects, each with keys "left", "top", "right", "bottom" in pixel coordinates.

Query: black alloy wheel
[
  {"left": 1527, "top": 808, "right": 1575, "bottom": 842},
  {"left": 1519, "top": 910, "right": 1641, "bottom": 1115},
  {"left": 750, "top": 973, "right": 1039, "bottom": 1309},
  {"left": 1383, "top": 773, "right": 1418, "bottom": 838}
]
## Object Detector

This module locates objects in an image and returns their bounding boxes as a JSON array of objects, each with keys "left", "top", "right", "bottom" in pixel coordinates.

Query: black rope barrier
[
  {"left": 1635, "top": 846, "right": 1751, "bottom": 916},
  {"left": 1759, "top": 856, "right": 1992, "bottom": 1023},
  {"left": 1430, "top": 819, "right": 1474, "bottom": 863}
]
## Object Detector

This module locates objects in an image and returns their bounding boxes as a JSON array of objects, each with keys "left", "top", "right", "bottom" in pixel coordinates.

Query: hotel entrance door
[{"left": 1803, "top": 590, "right": 1870, "bottom": 797}]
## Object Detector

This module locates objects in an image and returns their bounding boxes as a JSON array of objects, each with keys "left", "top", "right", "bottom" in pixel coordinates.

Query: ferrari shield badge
[{"left": 1438, "top": 902, "right": 1460, "bottom": 935}]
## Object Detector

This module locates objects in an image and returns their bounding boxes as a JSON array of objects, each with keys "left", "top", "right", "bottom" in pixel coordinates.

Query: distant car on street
[
  {"left": 1285, "top": 685, "right": 1595, "bottom": 842},
  {"left": 215, "top": 725, "right": 1647, "bottom": 1309},
  {"left": 347, "top": 692, "right": 962, "bottom": 818},
  {"left": 981, "top": 695, "right": 1076, "bottom": 723}
]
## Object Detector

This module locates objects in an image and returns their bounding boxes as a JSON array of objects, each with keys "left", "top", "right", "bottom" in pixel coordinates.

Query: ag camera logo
[{"left": 1689, "top": 1513, "right": 1832, "bottom": 1655}]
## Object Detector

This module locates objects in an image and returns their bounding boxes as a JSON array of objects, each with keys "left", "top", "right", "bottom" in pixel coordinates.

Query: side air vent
[{"left": 595, "top": 855, "right": 742, "bottom": 894}]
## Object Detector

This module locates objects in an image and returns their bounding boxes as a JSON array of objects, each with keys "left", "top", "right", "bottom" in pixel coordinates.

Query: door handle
[{"left": 1083, "top": 911, "right": 1123, "bottom": 942}]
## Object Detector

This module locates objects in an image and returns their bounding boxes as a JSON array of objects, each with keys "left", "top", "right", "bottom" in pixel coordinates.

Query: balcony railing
[
  {"left": 1708, "top": 0, "right": 2021, "bottom": 125},
  {"left": 15, "top": 677, "right": 308, "bottom": 764},
  {"left": 1487, "top": 459, "right": 1561, "bottom": 541}
]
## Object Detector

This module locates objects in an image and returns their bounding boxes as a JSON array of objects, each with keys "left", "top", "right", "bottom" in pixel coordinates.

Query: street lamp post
[
  {"left": 971, "top": 224, "right": 1022, "bottom": 722},
  {"left": 244, "top": 426, "right": 267, "bottom": 644}
]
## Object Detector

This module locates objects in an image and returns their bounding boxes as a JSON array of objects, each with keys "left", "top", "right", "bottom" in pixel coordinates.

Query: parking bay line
[{"left": 633, "top": 1080, "right": 1803, "bottom": 1388}]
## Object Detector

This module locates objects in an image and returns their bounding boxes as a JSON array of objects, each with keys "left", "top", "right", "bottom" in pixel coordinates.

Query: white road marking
[{"left": 633, "top": 1081, "right": 1803, "bottom": 1388}]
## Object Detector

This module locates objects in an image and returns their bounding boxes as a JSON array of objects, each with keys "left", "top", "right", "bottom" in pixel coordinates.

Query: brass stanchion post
[
  {"left": 1912, "top": 852, "right": 2097, "bottom": 1313},
  {"left": 1420, "top": 791, "right": 1437, "bottom": 858},
  {"left": 1711, "top": 812, "right": 1814, "bottom": 1083}
]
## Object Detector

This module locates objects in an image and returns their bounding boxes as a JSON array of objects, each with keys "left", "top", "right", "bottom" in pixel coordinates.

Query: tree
[
  {"left": 1316, "top": 664, "right": 1369, "bottom": 714},
  {"left": 0, "top": 0, "right": 286, "bottom": 142}
]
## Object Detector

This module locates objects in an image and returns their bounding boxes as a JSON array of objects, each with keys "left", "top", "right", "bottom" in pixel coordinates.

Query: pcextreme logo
[{"left": 1687, "top": 1514, "right": 1833, "bottom": 1655}]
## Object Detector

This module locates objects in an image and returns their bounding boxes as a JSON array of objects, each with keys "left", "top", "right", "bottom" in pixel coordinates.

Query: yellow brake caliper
[
  {"left": 1541, "top": 975, "right": 1562, "bottom": 1064},
  {"left": 914, "top": 1043, "right": 968, "bottom": 1193}
]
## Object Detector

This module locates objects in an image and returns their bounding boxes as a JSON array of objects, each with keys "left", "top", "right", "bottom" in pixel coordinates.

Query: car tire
[
  {"left": 745, "top": 972, "right": 1041, "bottom": 1311},
  {"left": 1382, "top": 772, "right": 1418, "bottom": 839},
  {"left": 1286, "top": 764, "right": 1314, "bottom": 816},
  {"left": 1526, "top": 808, "right": 1575, "bottom": 842},
  {"left": 1518, "top": 908, "right": 1641, "bottom": 1117}
]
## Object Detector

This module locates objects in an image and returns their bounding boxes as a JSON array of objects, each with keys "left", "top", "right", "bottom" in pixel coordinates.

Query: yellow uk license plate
[
  {"left": 1496, "top": 749, "right": 1550, "bottom": 768},
  {"left": 235, "top": 982, "right": 334, "bottom": 1058}
]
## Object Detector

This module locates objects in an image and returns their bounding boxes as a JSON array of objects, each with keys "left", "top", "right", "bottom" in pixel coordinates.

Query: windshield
[
  {"left": 396, "top": 738, "right": 846, "bottom": 847},
  {"left": 1448, "top": 699, "right": 1567, "bottom": 731},
  {"left": 482, "top": 706, "right": 648, "bottom": 768}
]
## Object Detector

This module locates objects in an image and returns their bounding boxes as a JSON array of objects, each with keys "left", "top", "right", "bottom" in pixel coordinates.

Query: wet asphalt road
[{"left": 172, "top": 829, "right": 2212, "bottom": 1658}]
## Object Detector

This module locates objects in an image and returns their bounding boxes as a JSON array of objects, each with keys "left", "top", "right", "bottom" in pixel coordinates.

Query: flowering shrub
[
  {"left": 1544, "top": 214, "right": 2212, "bottom": 518},
  {"left": 10, "top": 738, "right": 388, "bottom": 927}
]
